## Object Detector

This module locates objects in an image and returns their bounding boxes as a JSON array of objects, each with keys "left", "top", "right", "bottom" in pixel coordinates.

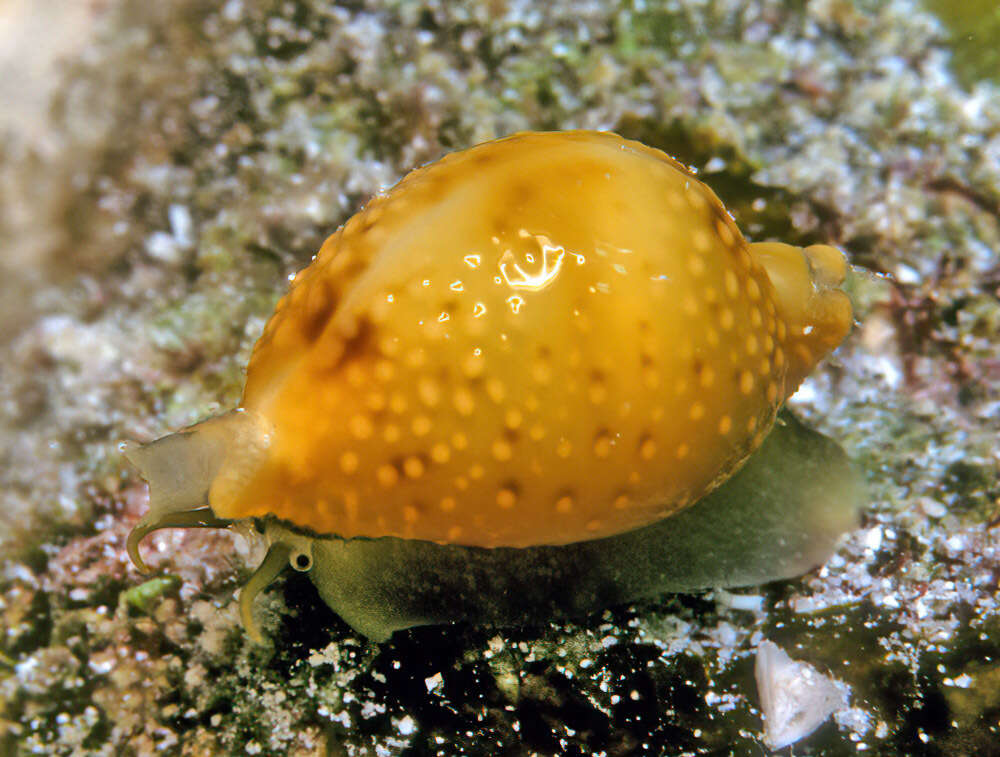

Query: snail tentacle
[{"left": 240, "top": 541, "right": 292, "bottom": 644}]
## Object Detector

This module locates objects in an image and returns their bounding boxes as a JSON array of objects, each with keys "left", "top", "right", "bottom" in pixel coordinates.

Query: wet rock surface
[{"left": 1, "top": 1, "right": 998, "bottom": 754}]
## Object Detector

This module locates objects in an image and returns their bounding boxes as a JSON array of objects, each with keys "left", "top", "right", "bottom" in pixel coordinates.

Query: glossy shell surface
[{"left": 208, "top": 131, "right": 834, "bottom": 547}]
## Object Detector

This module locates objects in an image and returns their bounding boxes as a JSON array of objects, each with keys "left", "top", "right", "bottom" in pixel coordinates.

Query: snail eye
[{"left": 290, "top": 550, "right": 313, "bottom": 572}]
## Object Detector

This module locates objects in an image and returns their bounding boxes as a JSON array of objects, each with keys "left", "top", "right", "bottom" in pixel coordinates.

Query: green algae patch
[
  {"left": 925, "top": 0, "right": 1000, "bottom": 86},
  {"left": 122, "top": 576, "right": 181, "bottom": 615}
]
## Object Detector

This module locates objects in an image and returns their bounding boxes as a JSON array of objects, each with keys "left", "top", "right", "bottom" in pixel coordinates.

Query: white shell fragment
[{"left": 755, "top": 639, "right": 846, "bottom": 750}]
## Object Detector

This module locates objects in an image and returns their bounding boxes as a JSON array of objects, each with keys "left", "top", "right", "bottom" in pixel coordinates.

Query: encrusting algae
[{"left": 123, "top": 131, "right": 859, "bottom": 642}]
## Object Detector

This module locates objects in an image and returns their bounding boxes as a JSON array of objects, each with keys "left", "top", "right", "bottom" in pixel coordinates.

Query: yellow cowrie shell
[{"left": 123, "top": 131, "right": 856, "bottom": 641}]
